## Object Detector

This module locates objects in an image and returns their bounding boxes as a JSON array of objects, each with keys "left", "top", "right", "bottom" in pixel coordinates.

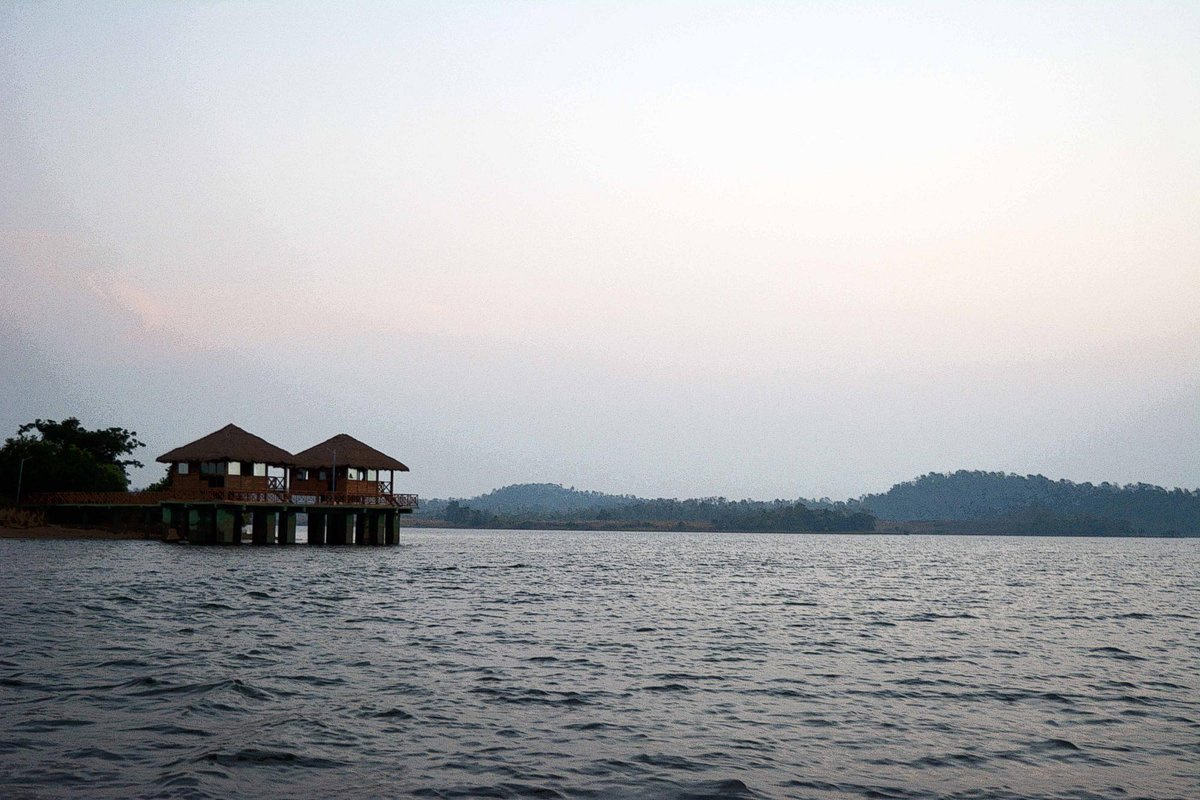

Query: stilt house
[
  {"left": 289, "top": 434, "right": 409, "bottom": 497},
  {"left": 156, "top": 423, "right": 293, "bottom": 492}
]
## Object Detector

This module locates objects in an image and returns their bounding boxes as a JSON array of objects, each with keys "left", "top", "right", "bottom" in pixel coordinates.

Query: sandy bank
[{"left": 0, "top": 525, "right": 159, "bottom": 541}]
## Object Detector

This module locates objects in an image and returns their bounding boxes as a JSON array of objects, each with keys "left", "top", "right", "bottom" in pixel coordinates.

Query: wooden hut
[
  {"left": 290, "top": 433, "right": 408, "bottom": 498},
  {"left": 156, "top": 423, "right": 293, "bottom": 493}
]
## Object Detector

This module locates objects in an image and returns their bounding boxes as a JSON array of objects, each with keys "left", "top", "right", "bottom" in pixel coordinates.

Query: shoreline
[{"left": 0, "top": 524, "right": 159, "bottom": 541}]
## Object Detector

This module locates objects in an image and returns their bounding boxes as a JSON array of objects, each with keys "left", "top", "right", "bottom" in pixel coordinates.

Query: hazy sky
[{"left": 2, "top": 2, "right": 1197, "bottom": 500}]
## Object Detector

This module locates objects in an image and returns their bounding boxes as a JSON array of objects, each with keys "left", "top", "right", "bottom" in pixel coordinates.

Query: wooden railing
[
  {"left": 24, "top": 491, "right": 180, "bottom": 506},
  {"left": 24, "top": 489, "right": 418, "bottom": 509}
]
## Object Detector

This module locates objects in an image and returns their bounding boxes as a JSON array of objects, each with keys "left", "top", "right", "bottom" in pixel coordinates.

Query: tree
[
  {"left": 143, "top": 466, "right": 172, "bottom": 492},
  {"left": 0, "top": 418, "right": 145, "bottom": 500}
]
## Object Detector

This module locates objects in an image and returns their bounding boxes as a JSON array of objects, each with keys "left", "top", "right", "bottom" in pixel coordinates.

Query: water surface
[{"left": 1, "top": 532, "right": 1197, "bottom": 799}]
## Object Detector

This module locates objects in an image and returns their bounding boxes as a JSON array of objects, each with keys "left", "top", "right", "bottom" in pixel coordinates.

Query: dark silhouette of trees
[
  {"left": 0, "top": 418, "right": 145, "bottom": 499},
  {"left": 427, "top": 486, "right": 875, "bottom": 532},
  {"left": 853, "top": 470, "right": 1198, "bottom": 535}
]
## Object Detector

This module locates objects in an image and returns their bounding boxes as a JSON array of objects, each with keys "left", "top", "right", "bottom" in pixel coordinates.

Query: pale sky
[{"left": 2, "top": 2, "right": 1197, "bottom": 499}]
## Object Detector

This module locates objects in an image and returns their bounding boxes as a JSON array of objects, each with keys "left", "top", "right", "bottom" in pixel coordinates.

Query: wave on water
[{"left": 0, "top": 532, "right": 1197, "bottom": 799}]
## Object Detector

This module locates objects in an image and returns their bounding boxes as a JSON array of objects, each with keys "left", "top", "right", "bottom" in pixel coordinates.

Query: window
[
  {"left": 296, "top": 469, "right": 309, "bottom": 481},
  {"left": 253, "top": 463, "right": 266, "bottom": 477},
  {"left": 347, "top": 467, "right": 360, "bottom": 481},
  {"left": 367, "top": 469, "right": 377, "bottom": 481},
  {"left": 177, "top": 462, "right": 190, "bottom": 475},
  {"left": 227, "top": 461, "right": 241, "bottom": 476},
  {"left": 319, "top": 470, "right": 327, "bottom": 481}
]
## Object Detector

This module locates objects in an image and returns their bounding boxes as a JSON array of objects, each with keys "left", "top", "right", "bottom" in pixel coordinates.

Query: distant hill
[
  {"left": 415, "top": 473, "right": 1199, "bottom": 536},
  {"left": 852, "top": 470, "right": 1200, "bottom": 536},
  {"left": 417, "top": 483, "right": 637, "bottom": 517},
  {"left": 415, "top": 483, "right": 874, "bottom": 532}
]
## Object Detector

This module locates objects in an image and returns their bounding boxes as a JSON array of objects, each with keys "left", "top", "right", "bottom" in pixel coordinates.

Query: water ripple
[{"left": 1, "top": 532, "right": 1197, "bottom": 799}]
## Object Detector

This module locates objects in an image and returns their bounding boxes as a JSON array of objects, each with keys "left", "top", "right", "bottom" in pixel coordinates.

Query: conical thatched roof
[
  {"left": 292, "top": 434, "right": 409, "bottom": 471},
  {"left": 157, "top": 423, "right": 294, "bottom": 465}
]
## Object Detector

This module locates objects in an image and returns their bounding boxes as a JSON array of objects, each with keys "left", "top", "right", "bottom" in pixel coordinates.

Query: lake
[{"left": 1, "top": 531, "right": 1197, "bottom": 799}]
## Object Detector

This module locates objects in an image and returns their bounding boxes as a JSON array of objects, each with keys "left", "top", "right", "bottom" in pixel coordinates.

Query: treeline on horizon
[
  {"left": 430, "top": 495, "right": 877, "bottom": 533},
  {"left": 420, "top": 472, "right": 1200, "bottom": 536},
  {"left": 847, "top": 470, "right": 1199, "bottom": 536},
  {"left": 3, "top": 418, "right": 1195, "bottom": 536}
]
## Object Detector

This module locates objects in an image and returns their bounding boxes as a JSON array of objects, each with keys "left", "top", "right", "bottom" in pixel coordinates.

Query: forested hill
[
  {"left": 416, "top": 474, "right": 1199, "bottom": 536},
  {"left": 420, "top": 483, "right": 638, "bottom": 516},
  {"left": 853, "top": 471, "right": 1200, "bottom": 535},
  {"left": 416, "top": 484, "right": 874, "bottom": 532}
]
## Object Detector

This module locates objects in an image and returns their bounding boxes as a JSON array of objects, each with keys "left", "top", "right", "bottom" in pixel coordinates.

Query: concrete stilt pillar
[
  {"left": 324, "top": 511, "right": 340, "bottom": 544},
  {"left": 215, "top": 506, "right": 238, "bottom": 545},
  {"left": 354, "top": 511, "right": 368, "bottom": 545},
  {"left": 371, "top": 511, "right": 386, "bottom": 545},
  {"left": 278, "top": 509, "right": 297, "bottom": 544},
  {"left": 328, "top": 511, "right": 354, "bottom": 545},
  {"left": 251, "top": 510, "right": 276, "bottom": 545},
  {"left": 308, "top": 510, "right": 327, "bottom": 545},
  {"left": 386, "top": 510, "right": 399, "bottom": 545},
  {"left": 201, "top": 506, "right": 219, "bottom": 544},
  {"left": 187, "top": 507, "right": 209, "bottom": 545},
  {"left": 161, "top": 504, "right": 174, "bottom": 539}
]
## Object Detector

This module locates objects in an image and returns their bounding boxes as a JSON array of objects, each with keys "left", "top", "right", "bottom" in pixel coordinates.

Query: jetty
[{"left": 25, "top": 424, "right": 417, "bottom": 545}]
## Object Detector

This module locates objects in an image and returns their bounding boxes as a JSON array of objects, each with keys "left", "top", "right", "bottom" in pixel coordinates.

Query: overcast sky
[{"left": 2, "top": 2, "right": 1197, "bottom": 500}]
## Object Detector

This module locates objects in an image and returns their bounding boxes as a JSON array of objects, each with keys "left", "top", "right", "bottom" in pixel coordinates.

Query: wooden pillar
[
  {"left": 307, "top": 510, "right": 326, "bottom": 545},
  {"left": 354, "top": 511, "right": 368, "bottom": 545},
  {"left": 371, "top": 510, "right": 386, "bottom": 545},
  {"left": 251, "top": 509, "right": 276, "bottom": 545},
  {"left": 278, "top": 508, "right": 297, "bottom": 544}
]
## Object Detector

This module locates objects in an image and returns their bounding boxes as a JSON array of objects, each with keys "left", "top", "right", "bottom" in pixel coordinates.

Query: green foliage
[
  {"left": 594, "top": 497, "right": 875, "bottom": 532},
  {"left": 442, "top": 500, "right": 496, "bottom": 528},
  {"left": 855, "top": 470, "right": 1200, "bottom": 535},
  {"left": 455, "top": 483, "right": 637, "bottom": 515},
  {"left": 143, "top": 466, "right": 172, "bottom": 492},
  {"left": 426, "top": 485, "right": 875, "bottom": 532},
  {"left": 0, "top": 418, "right": 146, "bottom": 499}
]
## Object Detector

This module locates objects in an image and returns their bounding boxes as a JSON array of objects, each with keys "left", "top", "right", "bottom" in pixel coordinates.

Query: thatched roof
[
  {"left": 157, "top": 423, "right": 294, "bottom": 465},
  {"left": 292, "top": 434, "right": 409, "bottom": 471}
]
